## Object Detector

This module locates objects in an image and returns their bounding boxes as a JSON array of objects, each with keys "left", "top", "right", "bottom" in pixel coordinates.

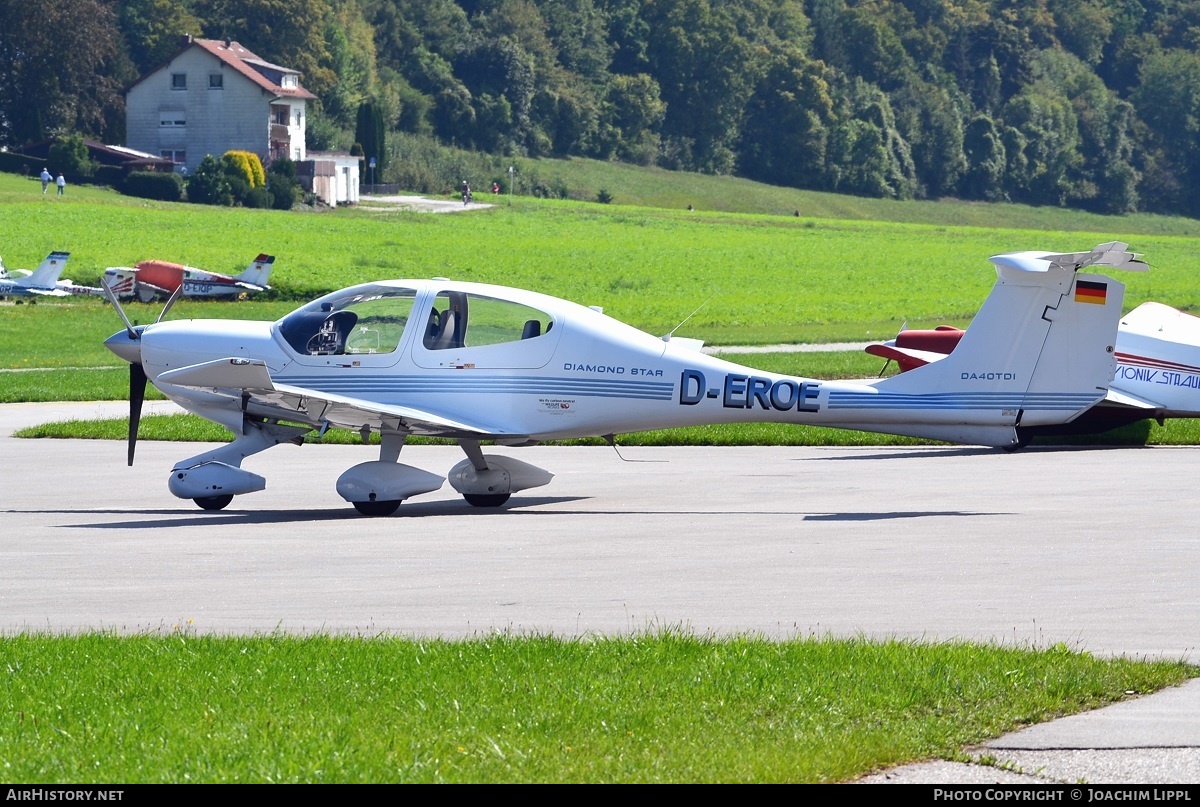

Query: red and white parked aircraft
[{"left": 103, "top": 254, "right": 275, "bottom": 302}]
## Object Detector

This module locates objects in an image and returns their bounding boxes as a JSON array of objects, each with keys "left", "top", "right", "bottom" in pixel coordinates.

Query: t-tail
[
  {"left": 859, "top": 242, "right": 1147, "bottom": 446},
  {"left": 233, "top": 254, "right": 274, "bottom": 289},
  {"left": 22, "top": 251, "right": 70, "bottom": 289}
]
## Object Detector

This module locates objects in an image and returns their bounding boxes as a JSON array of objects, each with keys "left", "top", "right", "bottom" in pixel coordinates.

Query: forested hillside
[{"left": 3, "top": 0, "right": 1200, "bottom": 217}]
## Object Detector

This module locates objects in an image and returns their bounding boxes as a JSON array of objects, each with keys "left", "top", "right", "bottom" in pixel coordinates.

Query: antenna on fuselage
[
  {"left": 603, "top": 434, "right": 666, "bottom": 463},
  {"left": 661, "top": 294, "right": 715, "bottom": 342}
]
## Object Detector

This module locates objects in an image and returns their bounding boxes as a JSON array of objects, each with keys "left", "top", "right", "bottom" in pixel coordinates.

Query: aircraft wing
[
  {"left": 23, "top": 287, "right": 71, "bottom": 297},
  {"left": 156, "top": 358, "right": 518, "bottom": 438},
  {"left": 136, "top": 281, "right": 176, "bottom": 296}
]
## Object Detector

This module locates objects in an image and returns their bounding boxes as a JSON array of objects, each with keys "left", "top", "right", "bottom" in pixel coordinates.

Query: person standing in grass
[
  {"left": 40, "top": 167, "right": 51, "bottom": 194},
  {"left": 56, "top": 173, "right": 65, "bottom": 196}
]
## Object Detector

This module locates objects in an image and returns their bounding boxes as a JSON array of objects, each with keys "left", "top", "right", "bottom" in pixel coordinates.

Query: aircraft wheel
[
  {"left": 352, "top": 499, "right": 402, "bottom": 516},
  {"left": 194, "top": 494, "right": 234, "bottom": 511},
  {"left": 464, "top": 493, "right": 510, "bottom": 508}
]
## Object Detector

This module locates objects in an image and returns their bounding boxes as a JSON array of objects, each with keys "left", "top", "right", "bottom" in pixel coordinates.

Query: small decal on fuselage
[{"left": 538, "top": 397, "right": 576, "bottom": 414}]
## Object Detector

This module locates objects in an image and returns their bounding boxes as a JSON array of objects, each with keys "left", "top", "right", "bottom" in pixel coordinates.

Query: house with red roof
[{"left": 125, "top": 36, "right": 316, "bottom": 175}]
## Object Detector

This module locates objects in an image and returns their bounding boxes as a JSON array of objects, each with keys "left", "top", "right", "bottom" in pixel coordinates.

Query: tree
[
  {"left": 891, "top": 78, "right": 966, "bottom": 199},
  {"left": 643, "top": 0, "right": 763, "bottom": 173},
  {"left": 961, "top": 115, "right": 1007, "bottom": 201},
  {"left": 598, "top": 72, "right": 665, "bottom": 164},
  {"left": 355, "top": 100, "right": 387, "bottom": 173},
  {"left": 1132, "top": 48, "right": 1200, "bottom": 215},
  {"left": 194, "top": 0, "right": 335, "bottom": 98},
  {"left": 117, "top": 0, "right": 203, "bottom": 75},
  {"left": 48, "top": 133, "right": 97, "bottom": 177},
  {"left": 0, "top": 0, "right": 131, "bottom": 145},
  {"left": 321, "top": 1, "right": 381, "bottom": 129},
  {"left": 738, "top": 53, "right": 835, "bottom": 189}
]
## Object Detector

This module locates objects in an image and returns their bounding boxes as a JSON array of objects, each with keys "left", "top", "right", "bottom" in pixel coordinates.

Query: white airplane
[
  {"left": 865, "top": 243, "right": 1200, "bottom": 441},
  {"left": 0, "top": 251, "right": 101, "bottom": 297},
  {"left": 104, "top": 254, "right": 275, "bottom": 302},
  {"left": 102, "top": 241, "right": 1146, "bottom": 515}
]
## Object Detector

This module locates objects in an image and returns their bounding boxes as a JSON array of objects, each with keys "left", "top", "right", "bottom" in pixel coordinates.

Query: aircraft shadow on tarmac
[
  {"left": 803, "top": 445, "right": 1152, "bottom": 462},
  {"left": 802, "top": 510, "right": 1009, "bottom": 521},
  {"left": 26, "top": 497, "right": 1006, "bottom": 529},
  {"left": 41, "top": 496, "right": 591, "bottom": 529}
]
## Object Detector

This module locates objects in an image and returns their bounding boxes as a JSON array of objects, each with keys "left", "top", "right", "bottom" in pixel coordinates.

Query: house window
[
  {"left": 293, "top": 108, "right": 302, "bottom": 126},
  {"left": 171, "top": 73, "right": 186, "bottom": 90},
  {"left": 159, "top": 111, "right": 186, "bottom": 128},
  {"left": 209, "top": 73, "right": 223, "bottom": 89},
  {"left": 282, "top": 75, "right": 298, "bottom": 89},
  {"left": 160, "top": 150, "right": 186, "bottom": 163},
  {"left": 271, "top": 104, "right": 289, "bottom": 126}
]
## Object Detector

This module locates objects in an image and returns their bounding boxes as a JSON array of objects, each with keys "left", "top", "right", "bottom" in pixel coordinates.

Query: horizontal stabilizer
[
  {"left": 990, "top": 241, "right": 1148, "bottom": 275},
  {"left": 1102, "top": 388, "right": 1161, "bottom": 410},
  {"left": 864, "top": 343, "right": 944, "bottom": 371}
]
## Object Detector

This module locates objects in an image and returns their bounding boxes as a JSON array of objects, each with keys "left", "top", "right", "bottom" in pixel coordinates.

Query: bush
[
  {"left": 221, "top": 150, "right": 265, "bottom": 188},
  {"left": 122, "top": 171, "right": 183, "bottom": 201},
  {"left": 0, "top": 151, "right": 35, "bottom": 175},
  {"left": 186, "top": 155, "right": 233, "bottom": 205},
  {"left": 242, "top": 185, "right": 270, "bottom": 208},
  {"left": 268, "top": 156, "right": 296, "bottom": 180},
  {"left": 225, "top": 173, "right": 250, "bottom": 205},
  {"left": 48, "top": 133, "right": 97, "bottom": 178},
  {"left": 93, "top": 165, "right": 125, "bottom": 188},
  {"left": 269, "top": 178, "right": 298, "bottom": 209}
]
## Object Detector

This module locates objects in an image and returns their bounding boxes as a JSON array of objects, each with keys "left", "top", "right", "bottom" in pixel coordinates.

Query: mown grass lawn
[{"left": 2, "top": 632, "right": 1192, "bottom": 783}]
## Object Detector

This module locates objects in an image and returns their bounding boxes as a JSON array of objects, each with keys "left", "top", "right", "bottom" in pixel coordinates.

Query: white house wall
[{"left": 126, "top": 47, "right": 305, "bottom": 173}]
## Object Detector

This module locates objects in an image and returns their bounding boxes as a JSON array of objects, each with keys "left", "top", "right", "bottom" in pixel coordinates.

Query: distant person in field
[
  {"left": 56, "top": 173, "right": 65, "bottom": 196},
  {"left": 40, "top": 167, "right": 51, "bottom": 194},
  {"left": 492, "top": 182, "right": 500, "bottom": 195}
]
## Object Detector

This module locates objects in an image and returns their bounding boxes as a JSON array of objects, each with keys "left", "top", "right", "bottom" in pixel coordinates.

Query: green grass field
[
  {"left": 4, "top": 166, "right": 1199, "bottom": 783},
  {"left": 5, "top": 170, "right": 1200, "bottom": 349},
  {"left": 2, "top": 632, "right": 1191, "bottom": 783}
]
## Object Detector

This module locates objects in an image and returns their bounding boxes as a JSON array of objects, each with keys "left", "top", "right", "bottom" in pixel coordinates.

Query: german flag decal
[{"left": 1075, "top": 279, "right": 1108, "bottom": 305}]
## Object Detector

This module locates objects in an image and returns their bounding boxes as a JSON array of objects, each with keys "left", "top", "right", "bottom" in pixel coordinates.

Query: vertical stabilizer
[
  {"left": 873, "top": 242, "right": 1143, "bottom": 434},
  {"left": 22, "top": 251, "right": 69, "bottom": 289},
  {"left": 234, "top": 254, "right": 274, "bottom": 288}
]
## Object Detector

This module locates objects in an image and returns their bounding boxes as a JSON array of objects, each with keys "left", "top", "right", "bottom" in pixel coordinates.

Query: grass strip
[{"left": 1, "top": 632, "right": 1191, "bottom": 783}]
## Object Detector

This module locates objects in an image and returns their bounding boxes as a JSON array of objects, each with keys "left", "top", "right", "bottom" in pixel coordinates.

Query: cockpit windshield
[{"left": 278, "top": 284, "right": 417, "bottom": 356}]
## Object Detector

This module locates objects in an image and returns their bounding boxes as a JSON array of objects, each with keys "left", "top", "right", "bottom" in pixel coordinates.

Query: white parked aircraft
[
  {"left": 0, "top": 251, "right": 102, "bottom": 297},
  {"left": 103, "top": 241, "right": 1146, "bottom": 515}
]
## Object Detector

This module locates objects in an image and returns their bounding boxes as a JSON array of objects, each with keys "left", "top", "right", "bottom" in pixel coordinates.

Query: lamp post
[
  {"left": 508, "top": 165, "right": 514, "bottom": 205},
  {"left": 369, "top": 157, "right": 376, "bottom": 192}
]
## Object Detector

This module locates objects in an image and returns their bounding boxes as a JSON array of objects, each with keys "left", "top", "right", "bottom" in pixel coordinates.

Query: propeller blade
[
  {"left": 103, "top": 278, "right": 139, "bottom": 340},
  {"left": 157, "top": 283, "right": 183, "bottom": 323},
  {"left": 128, "top": 362, "right": 147, "bottom": 466}
]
